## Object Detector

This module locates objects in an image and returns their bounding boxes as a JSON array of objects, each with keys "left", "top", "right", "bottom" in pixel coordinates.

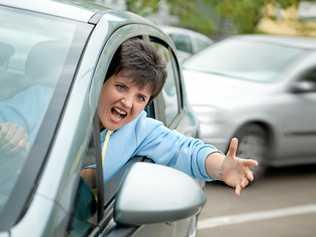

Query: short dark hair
[{"left": 106, "top": 38, "right": 167, "bottom": 99}]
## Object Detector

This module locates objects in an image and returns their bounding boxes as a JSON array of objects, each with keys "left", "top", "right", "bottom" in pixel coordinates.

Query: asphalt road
[{"left": 197, "top": 164, "right": 316, "bottom": 237}]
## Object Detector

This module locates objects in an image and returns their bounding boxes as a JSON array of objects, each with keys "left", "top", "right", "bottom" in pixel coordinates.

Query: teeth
[{"left": 114, "top": 107, "right": 127, "bottom": 116}]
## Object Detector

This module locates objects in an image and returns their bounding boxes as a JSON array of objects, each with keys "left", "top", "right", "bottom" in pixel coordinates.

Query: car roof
[
  {"left": 1, "top": 0, "right": 156, "bottom": 26},
  {"left": 0, "top": 0, "right": 101, "bottom": 22},
  {"left": 234, "top": 35, "right": 316, "bottom": 50}
]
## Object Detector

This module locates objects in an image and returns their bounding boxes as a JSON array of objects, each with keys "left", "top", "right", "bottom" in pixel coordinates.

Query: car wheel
[{"left": 235, "top": 124, "right": 269, "bottom": 177}]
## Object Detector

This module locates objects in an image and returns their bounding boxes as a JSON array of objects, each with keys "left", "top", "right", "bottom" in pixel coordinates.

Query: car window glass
[
  {"left": 169, "top": 33, "right": 193, "bottom": 54},
  {"left": 155, "top": 44, "right": 180, "bottom": 125},
  {"left": 183, "top": 39, "right": 307, "bottom": 83},
  {"left": 0, "top": 6, "right": 82, "bottom": 217},
  {"left": 66, "top": 135, "right": 98, "bottom": 236}
]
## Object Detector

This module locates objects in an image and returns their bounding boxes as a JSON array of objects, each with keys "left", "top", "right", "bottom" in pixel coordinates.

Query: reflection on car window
[
  {"left": 184, "top": 39, "right": 307, "bottom": 82},
  {"left": 0, "top": 6, "right": 79, "bottom": 216}
]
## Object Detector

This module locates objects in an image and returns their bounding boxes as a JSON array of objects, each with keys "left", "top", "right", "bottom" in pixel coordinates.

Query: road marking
[{"left": 198, "top": 204, "right": 316, "bottom": 230}]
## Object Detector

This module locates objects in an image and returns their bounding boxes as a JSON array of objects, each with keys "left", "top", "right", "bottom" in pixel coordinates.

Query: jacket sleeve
[{"left": 134, "top": 114, "right": 221, "bottom": 181}]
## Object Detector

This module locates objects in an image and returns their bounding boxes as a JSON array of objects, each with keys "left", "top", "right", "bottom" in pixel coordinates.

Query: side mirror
[
  {"left": 114, "top": 162, "right": 206, "bottom": 226},
  {"left": 289, "top": 81, "right": 316, "bottom": 94}
]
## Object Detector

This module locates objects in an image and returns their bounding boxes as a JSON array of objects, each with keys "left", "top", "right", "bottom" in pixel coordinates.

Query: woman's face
[{"left": 97, "top": 72, "right": 152, "bottom": 130}]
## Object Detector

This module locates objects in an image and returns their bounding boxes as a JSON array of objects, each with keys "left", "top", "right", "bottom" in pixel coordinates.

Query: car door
[{"left": 279, "top": 66, "right": 316, "bottom": 162}]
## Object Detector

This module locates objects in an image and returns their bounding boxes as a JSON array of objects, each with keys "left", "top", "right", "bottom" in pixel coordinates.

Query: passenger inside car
[{"left": 0, "top": 41, "right": 62, "bottom": 157}]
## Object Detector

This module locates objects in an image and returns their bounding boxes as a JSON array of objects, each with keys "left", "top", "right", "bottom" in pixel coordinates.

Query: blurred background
[
  {"left": 67, "top": 1, "right": 316, "bottom": 236},
  {"left": 73, "top": 0, "right": 316, "bottom": 38}
]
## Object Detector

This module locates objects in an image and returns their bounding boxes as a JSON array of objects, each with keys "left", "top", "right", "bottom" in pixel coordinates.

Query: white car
[
  {"left": 161, "top": 26, "right": 213, "bottom": 62},
  {"left": 183, "top": 35, "right": 316, "bottom": 175}
]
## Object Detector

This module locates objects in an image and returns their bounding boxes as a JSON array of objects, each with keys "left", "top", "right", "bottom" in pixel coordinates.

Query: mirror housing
[
  {"left": 289, "top": 81, "right": 316, "bottom": 94},
  {"left": 114, "top": 162, "right": 206, "bottom": 226}
]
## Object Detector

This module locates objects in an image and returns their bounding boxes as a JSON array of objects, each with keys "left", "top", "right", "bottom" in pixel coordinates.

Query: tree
[
  {"left": 167, "top": 0, "right": 216, "bottom": 36},
  {"left": 123, "top": 0, "right": 314, "bottom": 36},
  {"left": 126, "top": 0, "right": 159, "bottom": 16}
]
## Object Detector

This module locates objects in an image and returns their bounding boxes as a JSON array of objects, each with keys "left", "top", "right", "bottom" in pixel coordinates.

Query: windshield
[
  {"left": 183, "top": 38, "right": 307, "bottom": 82},
  {"left": 0, "top": 6, "right": 90, "bottom": 219}
]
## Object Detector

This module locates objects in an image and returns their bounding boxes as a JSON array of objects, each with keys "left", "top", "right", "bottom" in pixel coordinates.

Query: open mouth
[{"left": 111, "top": 107, "right": 127, "bottom": 121}]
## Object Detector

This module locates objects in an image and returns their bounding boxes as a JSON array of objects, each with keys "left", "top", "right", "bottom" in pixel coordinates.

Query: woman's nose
[{"left": 121, "top": 96, "right": 133, "bottom": 108}]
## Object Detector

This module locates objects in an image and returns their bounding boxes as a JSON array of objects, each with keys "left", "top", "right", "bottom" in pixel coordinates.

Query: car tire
[{"left": 235, "top": 124, "right": 269, "bottom": 178}]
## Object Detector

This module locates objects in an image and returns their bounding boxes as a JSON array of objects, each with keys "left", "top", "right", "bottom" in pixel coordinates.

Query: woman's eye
[
  {"left": 115, "top": 84, "right": 126, "bottom": 91},
  {"left": 137, "top": 95, "right": 146, "bottom": 102}
]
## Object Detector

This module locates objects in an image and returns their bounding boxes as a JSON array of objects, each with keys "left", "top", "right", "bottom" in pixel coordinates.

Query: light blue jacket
[
  {"left": 100, "top": 111, "right": 219, "bottom": 182},
  {"left": 0, "top": 85, "right": 52, "bottom": 143}
]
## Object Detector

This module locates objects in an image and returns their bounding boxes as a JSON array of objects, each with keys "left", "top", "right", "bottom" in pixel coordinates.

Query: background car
[
  {"left": 182, "top": 35, "right": 316, "bottom": 175},
  {"left": 0, "top": 1, "right": 204, "bottom": 236},
  {"left": 161, "top": 26, "right": 213, "bottom": 62}
]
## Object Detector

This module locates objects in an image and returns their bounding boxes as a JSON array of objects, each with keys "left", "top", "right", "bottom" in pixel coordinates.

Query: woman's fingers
[
  {"left": 244, "top": 167, "right": 254, "bottom": 181},
  {"left": 226, "top": 137, "right": 238, "bottom": 159},
  {"left": 239, "top": 158, "right": 258, "bottom": 168},
  {"left": 241, "top": 177, "right": 249, "bottom": 188},
  {"left": 234, "top": 176, "right": 251, "bottom": 196},
  {"left": 235, "top": 184, "right": 242, "bottom": 196}
]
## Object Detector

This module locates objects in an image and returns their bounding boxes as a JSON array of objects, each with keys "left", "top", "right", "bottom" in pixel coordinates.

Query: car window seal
[
  {"left": 93, "top": 114, "right": 105, "bottom": 221},
  {"left": 89, "top": 11, "right": 107, "bottom": 25}
]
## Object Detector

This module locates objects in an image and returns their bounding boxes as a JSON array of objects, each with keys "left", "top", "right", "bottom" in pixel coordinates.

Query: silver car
[
  {"left": 183, "top": 35, "right": 316, "bottom": 175},
  {"left": 0, "top": 0, "right": 204, "bottom": 236}
]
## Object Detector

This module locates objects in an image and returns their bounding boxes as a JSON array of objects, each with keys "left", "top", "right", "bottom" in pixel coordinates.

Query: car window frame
[
  {"left": 152, "top": 43, "right": 182, "bottom": 126},
  {"left": 67, "top": 23, "right": 177, "bottom": 236},
  {"left": 166, "top": 45, "right": 185, "bottom": 128}
]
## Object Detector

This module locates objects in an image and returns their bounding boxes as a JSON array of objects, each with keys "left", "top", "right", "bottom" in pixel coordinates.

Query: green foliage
[
  {"left": 125, "top": 0, "right": 309, "bottom": 35},
  {"left": 216, "top": 0, "right": 266, "bottom": 33},
  {"left": 277, "top": 0, "right": 299, "bottom": 8},
  {"left": 167, "top": 0, "right": 215, "bottom": 36},
  {"left": 126, "top": 0, "right": 159, "bottom": 16}
]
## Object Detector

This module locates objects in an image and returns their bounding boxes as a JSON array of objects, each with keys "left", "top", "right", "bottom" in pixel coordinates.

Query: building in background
[{"left": 258, "top": 1, "right": 316, "bottom": 36}]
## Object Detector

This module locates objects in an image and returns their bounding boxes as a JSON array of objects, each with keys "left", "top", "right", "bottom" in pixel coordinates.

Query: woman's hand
[{"left": 221, "top": 137, "right": 258, "bottom": 195}]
